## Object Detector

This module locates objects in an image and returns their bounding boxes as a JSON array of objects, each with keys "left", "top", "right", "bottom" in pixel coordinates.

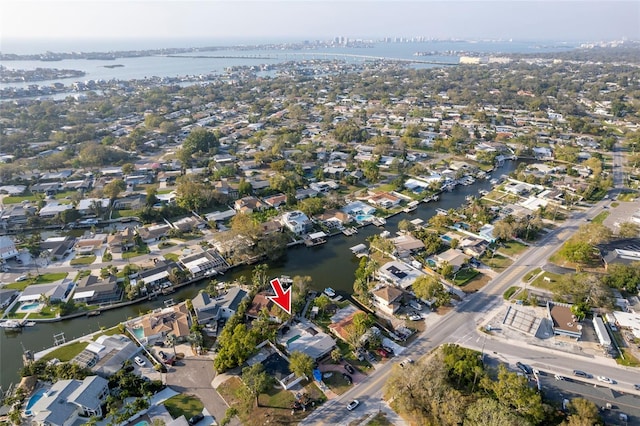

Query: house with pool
[
  {"left": 27, "top": 375, "right": 109, "bottom": 425},
  {"left": 126, "top": 302, "right": 191, "bottom": 345},
  {"left": 278, "top": 318, "right": 336, "bottom": 361},
  {"left": 341, "top": 201, "right": 376, "bottom": 222}
]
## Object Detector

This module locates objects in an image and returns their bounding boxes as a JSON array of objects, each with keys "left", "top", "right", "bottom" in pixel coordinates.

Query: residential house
[
  {"left": 278, "top": 319, "right": 336, "bottom": 361},
  {"left": 72, "top": 274, "right": 122, "bottom": 305},
  {"left": 106, "top": 227, "right": 136, "bottom": 253},
  {"left": 260, "top": 219, "right": 283, "bottom": 235},
  {"left": 459, "top": 237, "right": 488, "bottom": 258},
  {"left": 378, "top": 261, "right": 424, "bottom": 289},
  {"left": 172, "top": 216, "right": 205, "bottom": 233},
  {"left": 112, "top": 194, "right": 145, "bottom": 211},
  {"left": 134, "top": 260, "right": 179, "bottom": 290},
  {"left": 39, "top": 202, "right": 72, "bottom": 218},
  {"left": 316, "top": 209, "right": 350, "bottom": 229},
  {"left": 191, "top": 287, "right": 248, "bottom": 325},
  {"left": 41, "top": 236, "right": 76, "bottom": 260},
  {"left": 213, "top": 179, "right": 240, "bottom": 200},
  {"left": 263, "top": 193, "right": 288, "bottom": 209},
  {"left": 0, "top": 288, "right": 18, "bottom": 309},
  {"left": 30, "top": 375, "right": 109, "bottom": 426},
  {"left": 342, "top": 201, "right": 376, "bottom": 217},
  {"left": 367, "top": 192, "right": 402, "bottom": 209},
  {"left": 234, "top": 196, "right": 267, "bottom": 214},
  {"left": 295, "top": 188, "right": 319, "bottom": 200},
  {"left": 247, "top": 343, "right": 302, "bottom": 390},
  {"left": 246, "top": 292, "right": 282, "bottom": 322},
  {"left": 128, "top": 302, "right": 191, "bottom": 343},
  {"left": 90, "top": 334, "right": 140, "bottom": 377},
  {"left": 390, "top": 234, "right": 425, "bottom": 258},
  {"left": 179, "top": 249, "right": 229, "bottom": 277},
  {"left": 18, "top": 280, "right": 72, "bottom": 303},
  {"left": 328, "top": 305, "right": 363, "bottom": 342},
  {"left": 372, "top": 286, "right": 404, "bottom": 316},
  {"left": 281, "top": 210, "right": 311, "bottom": 235},
  {"left": 0, "top": 204, "right": 34, "bottom": 228},
  {"left": 434, "top": 248, "right": 469, "bottom": 273},
  {"left": 74, "top": 233, "right": 107, "bottom": 255},
  {"left": 0, "top": 236, "right": 18, "bottom": 261},
  {"left": 597, "top": 238, "right": 640, "bottom": 270},
  {"left": 76, "top": 198, "right": 110, "bottom": 217},
  {"left": 136, "top": 224, "right": 172, "bottom": 244}
]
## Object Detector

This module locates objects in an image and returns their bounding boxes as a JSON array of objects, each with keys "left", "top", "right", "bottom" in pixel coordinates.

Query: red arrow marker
[{"left": 268, "top": 278, "right": 292, "bottom": 315}]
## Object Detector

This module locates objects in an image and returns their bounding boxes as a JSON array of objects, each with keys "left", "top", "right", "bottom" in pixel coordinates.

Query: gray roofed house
[
  {"left": 278, "top": 319, "right": 336, "bottom": 361},
  {"left": 192, "top": 286, "right": 248, "bottom": 325},
  {"left": 73, "top": 274, "right": 122, "bottom": 305},
  {"left": 31, "top": 375, "right": 109, "bottom": 426},
  {"left": 18, "top": 280, "right": 71, "bottom": 303},
  {"left": 598, "top": 238, "right": 640, "bottom": 269},
  {"left": 91, "top": 334, "right": 139, "bottom": 377},
  {"left": 0, "top": 288, "right": 18, "bottom": 309}
]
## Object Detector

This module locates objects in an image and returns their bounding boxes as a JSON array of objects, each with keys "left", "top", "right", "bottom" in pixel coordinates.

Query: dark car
[
  {"left": 516, "top": 362, "right": 533, "bottom": 375},
  {"left": 344, "top": 364, "right": 355, "bottom": 374},
  {"left": 573, "top": 370, "right": 592, "bottom": 378},
  {"left": 153, "top": 341, "right": 165, "bottom": 347},
  {"left": 342, "top": 373, "right": 353, "bottom": 384},
  {"left": 188, "top": 413, "right": 204, "bottom": 426},
  {"left": 382, "top": 346, "right": 394, "bottom": 356}
]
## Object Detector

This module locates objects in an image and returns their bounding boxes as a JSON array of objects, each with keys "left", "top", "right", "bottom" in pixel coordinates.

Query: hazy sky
[{"left": 2, "top": 1, "right": 639, "bottom": 43}]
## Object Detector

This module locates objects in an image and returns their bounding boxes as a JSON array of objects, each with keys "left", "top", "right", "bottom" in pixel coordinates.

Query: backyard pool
[
  {"left": 18, "top": 302, "right": 42, "bottom": 313},
  {"left": 133, "top": 421, "right": 149, "bottom": 426},
  {"left": 355, "top": 214, "right": 374, "bottom": 223},
  {"left": 24, "top": 388, "right": 48, "bottom": 416},
  {"left": 441, "top": 235, "right": 452, "bottom": 242},
  {"left": 132, "top": 327, "right": 145, "bottom": 340}
]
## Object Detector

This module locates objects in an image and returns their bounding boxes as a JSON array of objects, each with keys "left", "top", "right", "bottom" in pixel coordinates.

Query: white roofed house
[
  {"left": 434, "top": 248, "right": 469, "bottom": 273},
  {"left": 30, "top": 375, "right": 109, "bottom": 426},
  {"left": 179, "top": 249, "right": 229, "bottom": 278},
  {"left": 74, "top": 233, "right": 107, "bottom": 256},
  {"left": 281, "top": 210, "right": 312, "bottom": 235},
  {"left": 76, "top": 198, "right": 110, "bottom": 217},
  {"left": 38, "top": 202, "right": 73, "bottom": 218},
  {"left": 136, "top": 223, "right": 172, "bottom": 244},
  {"left": 0, "top": 236, "right": 18, "bottom": 261},
  {"left": 18, "top": 279, "right": 73, "bottom": 303}
]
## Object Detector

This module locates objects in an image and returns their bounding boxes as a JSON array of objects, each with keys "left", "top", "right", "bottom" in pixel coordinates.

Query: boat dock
[
  {"left": 304, "top": 231, "right": 328, "bottom": 247},
  {"left": 403, "top": 201, "right": 419, "bottom": 213},
  {"left": 342, "top": 227, "right": 358, "bottom": 236}
]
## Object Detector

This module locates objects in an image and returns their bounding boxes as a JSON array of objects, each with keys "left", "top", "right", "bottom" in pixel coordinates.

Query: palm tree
[{"left": 166, "top": 333, "right": 177, "bottom": 357}]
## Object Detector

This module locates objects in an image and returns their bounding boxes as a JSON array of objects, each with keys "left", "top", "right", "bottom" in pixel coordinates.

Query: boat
[
  {"left": 436, "top": 208, "right": 449, "bottom": 216},
  {"left": 23, "top": 321, "right": 36, "bottom": 327},
  {"left": 372, "top": 217, "right": 387, "bottom": 226},
  {"left": 279, "top": 275, "right": 293, "bottom": 286},
  {"left": 403, "top": 201, "right": 419, "bottom": 213},
  {"left": 0, "top": 320, "right": 23, "bottom": 330},
  {"left": 86, "top": 310, "right": 101, "bottom": 317},
  {"left": 489, "top": 178, "right": 498, "bottom": 185},
  {"left": 465, "top": 195, "right": 475, "bottom": 202},
  {"left": 380, "top": 230, "right": 391, "bottom": 238},
  {"left": 323, "top": 288, "right": 337, "bottom": 298},
  {"left": 478, "top": 189, "right": 489, "bottom": 196}
]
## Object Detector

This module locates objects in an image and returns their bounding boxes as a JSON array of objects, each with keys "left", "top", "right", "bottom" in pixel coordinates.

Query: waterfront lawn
[
  {"left": 529, "top": 272, "right": 562, "bottom": 291},
  {"left": 26, "top": 305, "right": 58, "bottom": 319},
  {"left": 92, "top": 326, "right": 123, "bottom": 341},
  {"left": 70, "top": 255, "right": 96, "bottom": 266},
  {"left": 481, "top": 254, "right": 512, "bottom": 271},
  {"left": 41, "top": 341, "right": 89, "bottom": 362},
  {"left": 498, "top": 241, "right": 528, "bottom": 257},
  {"left": 163, "top": 394, "right": 204, "bottom": 421}
]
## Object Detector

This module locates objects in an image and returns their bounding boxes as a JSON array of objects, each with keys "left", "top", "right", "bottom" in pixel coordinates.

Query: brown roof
[
  {"left": 140, "top": 302, "right": 191, "bottom": 338},
  {"left": 549, "top": 303, "right": 582, "bottom": 336},
  {"left": 328, "top": 312, "right": 358, "bottom": 341},
  {"left": 373, "top": 286, "right": 403, "bottom": 304},
  {"left": 246, "top": 292, "right": 280, "bottom": 318}
]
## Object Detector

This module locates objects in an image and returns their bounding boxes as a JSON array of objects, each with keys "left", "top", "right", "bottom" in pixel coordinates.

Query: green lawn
[
  {"left": 499, "top": 241, "right": 529, "bottom": 256},
  {"left": 618, "top": 192, "right": 637, "bottom": 202},
  {"left": 122, "top": 245, "right": 150, "bottom": 259},
  {"left": 522, "top": 268, "right": 542, "bottom": 282},
  {"left": 92, "top": 326, "right": 124, "bottom": 341},
  {"left": 163, "top": 394, "right": 204, "bottom": 420},
  {"left": 2, "top": 194, "right": 42, "bottom": 204},
  {"left": 592, "top": 211, "right": 610, "bottom": 224},
  {"left": 36, "top": 273, "right": 68, "bottom": 283},
  {"left": 70, "top": 255, "right": 96, "bottom": 266},
  {"left": 41, "top": 341, "right": 89, "bottom": 362},
  {"left": 503, "top": 286, "right": 518, "bottom": 300},
  {"left": 322, "top": 371, "right": 353, "bottom": 395},
  {"left": 482, "top": 254, "right": 512, "bottom": 270},
  {"left": 529, "top": 272, "right": 563, "bottom": 291},
  {"left": 453, "top": 268, "right": 480, "bottom": 286},
  {"left": 163, "top": 253, "right": 179, "bottom": 262}
]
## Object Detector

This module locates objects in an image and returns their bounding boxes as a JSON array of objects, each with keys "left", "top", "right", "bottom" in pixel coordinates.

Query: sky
[{"left": 2, "top": 1, "right": 639, "bottom": 48}]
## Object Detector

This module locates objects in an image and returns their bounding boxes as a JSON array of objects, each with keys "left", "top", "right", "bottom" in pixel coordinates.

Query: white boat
[
  {"left": 323, "top": 288, "right": 337, "bottom": 298},
  {"left": 23, "top": 322, "right": 36, "bottom": 327},
  {"left": 436, "top": 208, "right": 448, "bottom": 216},
  {"left": 403, "top": 201, "right": 419, "bottom": 213},
  {"left": 0, "top": 320, "right": 23, "bottom": 330},
  {"left": 372, "top": 217, "right": 387, "bottom": 226}
]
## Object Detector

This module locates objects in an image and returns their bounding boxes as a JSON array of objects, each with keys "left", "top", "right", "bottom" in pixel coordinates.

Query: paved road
[{"left": 302, "top": 196, "right": 640, "bottom": 425}]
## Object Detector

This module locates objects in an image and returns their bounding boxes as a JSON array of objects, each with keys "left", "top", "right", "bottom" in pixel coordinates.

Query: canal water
[{"left": 0, "top": 162, "right": 518, "bottom": 389}]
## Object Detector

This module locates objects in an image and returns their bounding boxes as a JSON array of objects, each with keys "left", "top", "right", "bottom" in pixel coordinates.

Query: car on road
[
  {"left": 573, "top": 370, "right": 592, "bottom": 378},
  {"left": 634, "top": 384, "right": 640, "bottom": 391},
  {"left": 15, "top": 275, "right": 27, "bottom": 282},
  {"left": 346, "top": 400, "right": 360, "bottom": 411},
  {"left": 187, "top": 413, "right": 204, "bottom": 425},
  {"left": 399, "top": 358, "right": 414, "bottom": 368},
  {"left": 134, "top": 356, "right": 146, "bottom": 367},
  {"left": 344, "top": 364, "right": 355, "bottom": 374},
  {"left": 516, "top": 362, "right": 533, "bottom": 375},
  {"left": 597, "top": 376, "right": 615, "bottom": 384},
  {"left": 554, "top": 374, "right": 564, "bottom": 381}
]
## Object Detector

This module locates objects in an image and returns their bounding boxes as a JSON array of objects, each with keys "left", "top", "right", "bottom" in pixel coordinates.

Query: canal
[{"left": 0, "top": 162, "right": 519, "bottom": 389}]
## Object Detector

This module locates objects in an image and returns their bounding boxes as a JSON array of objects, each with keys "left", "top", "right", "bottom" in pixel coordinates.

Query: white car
[
  {"left": 346, "top": 400, "right": 360, "bottom": 411},
  {"left": 15, "top": 275, "right": 28, "bottom": 282},
  {"left": 134, "top": 356, "right": 146, "bottom": 367},
  {"left": 399, "top": 358, "right": 414, "bottom": 368},
  {"left": 597, "top": 376, "right": 615, "bottom": 384}
]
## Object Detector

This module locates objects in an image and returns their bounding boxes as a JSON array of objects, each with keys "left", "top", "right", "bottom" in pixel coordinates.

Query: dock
[
  {"left": 304, "top": 231, "right": 328, "bottom": 247},
  {"left": 342, "top": 227, "right": 358, "bottom": 236}
]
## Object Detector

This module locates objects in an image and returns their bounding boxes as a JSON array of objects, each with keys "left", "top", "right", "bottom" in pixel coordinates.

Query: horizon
[{"left": 2, "top": 1, "right": 639, "bottom": 53}]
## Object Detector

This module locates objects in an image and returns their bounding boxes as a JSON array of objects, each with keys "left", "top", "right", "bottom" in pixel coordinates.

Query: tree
[
  {"left": 103, "top": 179, "right": 126, "bottom": 200},
  {"left": 558, "top": 240, "right": 594, "bottom": 269},
  {"left": 412, "top": 275, "right": 441, "bottom": 301},
  {"left": 121, "top": 163, "right": 135, "bottom": 175},
  {"left": 484, "top": 364, "right": 545, "bottom": 423},
  {"left": 166, "top": 333, "right": 177, "bottom": 357},
  {"left": 330, "top": 348, "right": 342, "bottom": 363},
  {"left": 183, "top": 128, "right": 218, "bottom": 155},
  {"left": 618, "top": 221, "right": 640, "bottom": 238},
  {"left": 298, "top": 197, "right": 325, "bottom": 217},
  {"left": 398, "top": 219, "right": 414, "bottom": 232},
  {"left": 465, "top": 398, "right": 528, "bottom": 426},
  {"left": 289, "top": 351, "right": 314, "bottom": 379},
  {"left": 563, "top": 398, "right": 603, "bottom": 426},
  {"left": 315, "top": 294, "right": 331, "bottom": 313},
  {"left": 241, "top": 363, "right": 273, "bottom": 407},
  {"left": 238, "top": 178, "right": 252, "bottom": 197}
]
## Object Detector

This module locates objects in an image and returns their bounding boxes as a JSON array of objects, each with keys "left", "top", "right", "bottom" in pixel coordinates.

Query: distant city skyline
[{"left": 2, "top": 1, "right": 639, "bottom": 51}]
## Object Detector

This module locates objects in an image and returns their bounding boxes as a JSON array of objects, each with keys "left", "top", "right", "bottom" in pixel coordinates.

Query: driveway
[{"left": 164, "top": 354, "right": 239, "bottom": 426}]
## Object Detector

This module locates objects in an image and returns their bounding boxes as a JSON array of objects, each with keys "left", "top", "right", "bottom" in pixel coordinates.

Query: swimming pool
[
  {"left": 355, "top": 214, "right": 374, "bottom": 223},
  {"left": 24, "top": 388, "right": 48, "bottom": 416},
  {"left": 132, "top": 327, "right": 145, "bottom": 340},
  {"left": 133, "top": 421, "right": 149, "bottom": 426},
  {"left": 18, "top": 302, "right": 42, "bottom": 312},
  {"left": 441, "top": 235, "right": 452, "bottom": 242}
]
